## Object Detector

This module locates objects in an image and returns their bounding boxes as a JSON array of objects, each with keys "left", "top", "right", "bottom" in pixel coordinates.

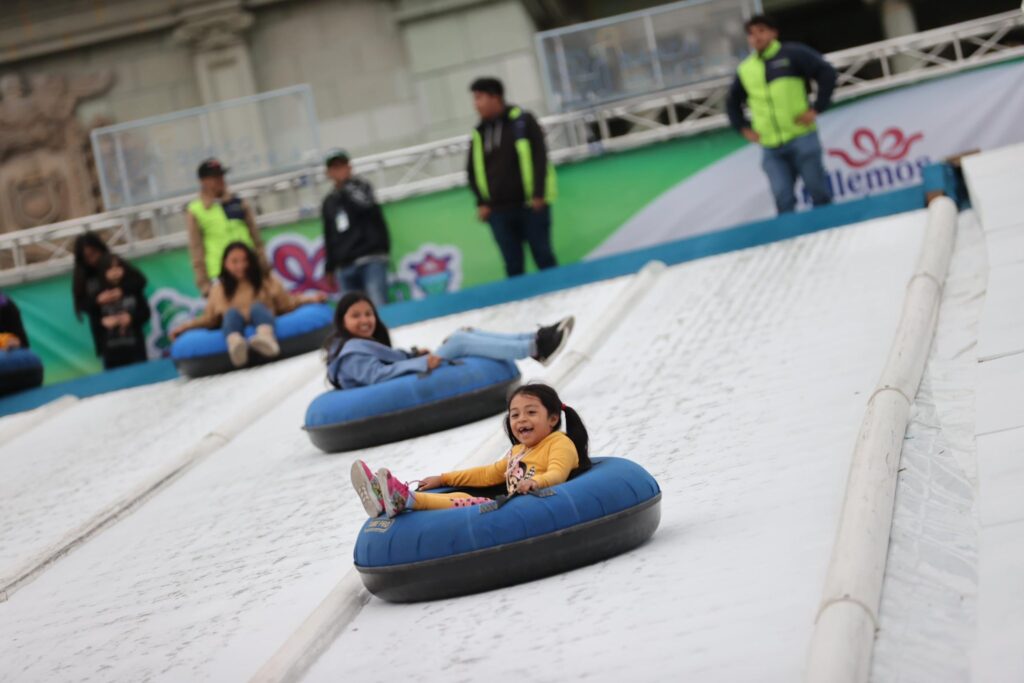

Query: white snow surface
[
  {"left": 962, "top": 143, "right": 1024, "bottom": 682},
  {"left": 0, "top": 277, "right": 626, "bottom": 682},
  {"left": 0, "top": 353, "right": 317, "bottom": 592},
  {"left": 306, "top": 213, "right": 926, "bottom": 683},
  {"left": 0, "top": 213, "right": 929, "bottom": 682}
]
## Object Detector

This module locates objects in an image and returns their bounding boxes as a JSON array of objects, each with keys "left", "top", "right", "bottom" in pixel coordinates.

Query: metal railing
[{"left": 1, "top": 10, "right": 1021, "bottom": 287}]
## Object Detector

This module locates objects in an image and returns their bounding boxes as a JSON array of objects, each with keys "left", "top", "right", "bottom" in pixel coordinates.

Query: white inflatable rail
[
  {"left": 805, "top": 197, "right": 958, "bottom": 682},
  {"left": 0, "top": 358, "right": 323, "bottom": 601},
  {"left": 250, "top": 260, "right": 668, "bottom": 683}
]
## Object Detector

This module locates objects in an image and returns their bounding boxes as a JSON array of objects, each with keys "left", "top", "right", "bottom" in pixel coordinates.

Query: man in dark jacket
[
  {"left": 466, "top": 77, "right": 557, "bottom": 277},
  {"left": 726, "top": 15, "right": 837, "bottom": 214},
  {"left": 322, "top": 150, "right": 391, "bottom": 307}
]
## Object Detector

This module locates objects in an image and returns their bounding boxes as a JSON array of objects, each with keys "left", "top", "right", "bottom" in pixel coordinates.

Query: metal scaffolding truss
[{"left": 1, "top": 10, "right": 1021, "bottom": 286}]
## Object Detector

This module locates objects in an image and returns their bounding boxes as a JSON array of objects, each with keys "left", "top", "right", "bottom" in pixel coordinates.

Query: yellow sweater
[{"left": 442, "top": 431, "right": 579, "bottom": 494}]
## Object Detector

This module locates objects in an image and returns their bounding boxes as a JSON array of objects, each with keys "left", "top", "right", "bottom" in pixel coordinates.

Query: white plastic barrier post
[
  {"left": 250, "top": 260, "right": 668, "bottom": 683},
  {"left": 805, "top": 197, "right": 958, "bottom": 683}
]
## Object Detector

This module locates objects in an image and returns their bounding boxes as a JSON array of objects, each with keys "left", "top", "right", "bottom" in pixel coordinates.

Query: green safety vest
[
  {"left": 736, "top": 40, "right": 816, "bottom": 148},
  {"left": 471, "top": 106, "right": 557, "bottom": 204},
  {"left": 187, "top": 198, "right": 254, "bottom": 279}
]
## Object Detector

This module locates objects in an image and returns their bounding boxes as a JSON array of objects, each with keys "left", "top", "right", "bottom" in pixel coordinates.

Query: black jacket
[
  {"left": 77, "top": 264, "right": 148, "bottom": 357},
  {"left": 467, "top": 104, "right": 548, "bottom": 210},
  {"left": 98, "top": 286, "right": 151, "bottom": 367},
  {"left": 0, "top": 292, "right": 29, "bottom": 347},
  {"left": 321, "top": 177, "right": 391, "bottom": 272}
]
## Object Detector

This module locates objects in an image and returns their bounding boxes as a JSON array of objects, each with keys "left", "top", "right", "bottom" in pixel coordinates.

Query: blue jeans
[
  {"left": 221, "top": 302, "right": 275, "bottom": 337},
  {"left": 488, "top": 206, "right": 557, "bottom": 277},
  {"left": 337, "top": 258, "right": 388, "bottom": 308},
  {"left": 434, "top": 329, "right": 535, "bottom": 361},
  {"left": 761, "top": 131, "right": 832, "bottom": 214}
]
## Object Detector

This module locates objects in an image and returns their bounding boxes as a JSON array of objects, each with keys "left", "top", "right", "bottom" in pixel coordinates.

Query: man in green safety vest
[
  {"left": 726, "top": 15, "right": 837, "bottom": 214},
  {"left": 466, "top": 77, "right": 557, "bottom": 277},
  {"left": 185, "top": 158, "right": 267, "bottom": 296}
]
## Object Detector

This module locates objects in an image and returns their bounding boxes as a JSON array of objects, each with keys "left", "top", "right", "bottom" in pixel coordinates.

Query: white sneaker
[
  {"left": 351, "top": 460, "right": 384, "bottom": 517},
  {"left": 226, "top": 332, "right": 248, "bottom": 367},
  {"left": 250, "top": 324, "right": 280, "bottom": 358}
]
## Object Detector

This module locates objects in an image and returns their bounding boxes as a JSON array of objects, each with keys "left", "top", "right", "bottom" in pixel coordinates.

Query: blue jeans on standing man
[
  {"left": 433, "top": 329, "right": 535, "bottom": 361},
  {"left": 488, "top": 205, "right": 558, "bottom": 277},
  {"left": 337, "top": 256, "right": 389, "bottom": 309},
  {"left": 761, "top": 131, "right": 833, "bottom": 214},
  {"left": 221, "top": 302, "right": 275, "bottom": 338}
]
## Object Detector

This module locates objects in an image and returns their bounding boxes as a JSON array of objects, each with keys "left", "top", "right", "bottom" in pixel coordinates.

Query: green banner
[{"left": 7, "top": 129, "right": 742, "bottom": 384}]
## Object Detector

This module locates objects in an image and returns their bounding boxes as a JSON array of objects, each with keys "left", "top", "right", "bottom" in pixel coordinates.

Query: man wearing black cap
[
  {"left": 185, "top": 159, "right": 266, "bottom": 297},
  {"left": 467, "top": 77, "right": 557, "bottom": 277},
  {"left": 321, "top": 150, "right": 391, "bottom": 307}
]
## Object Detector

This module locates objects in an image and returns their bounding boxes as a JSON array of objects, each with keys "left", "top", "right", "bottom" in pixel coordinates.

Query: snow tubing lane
[
  {"left": 304, "top": 356, "right": 520, "bottom": 452},
  {"left": 354, "top": 457, "right": 661, "bottom": 602},
  {"left": 0, "top": 348, "right": 44, "bottom": 397},
  {"left": 171, "top": 303, "right": 333, "bottom": 378}
]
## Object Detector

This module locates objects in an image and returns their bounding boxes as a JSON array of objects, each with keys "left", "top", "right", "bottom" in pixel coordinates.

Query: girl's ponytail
[{"left": 561, "top": 404, "right": 591, "bottom": 473}]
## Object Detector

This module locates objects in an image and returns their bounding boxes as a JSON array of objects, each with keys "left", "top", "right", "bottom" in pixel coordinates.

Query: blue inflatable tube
[
  {"left": 354, "top": 457, "right": 661, "bottom": 602},
  {"left": 304, "top": 356, "right": 520, "bottom": 452},
  {"left": 171, "top": 303, "right": 333, "bottom": 377},
  {"left": 0, "top": 348, "right": 44, "bottom": 397}
]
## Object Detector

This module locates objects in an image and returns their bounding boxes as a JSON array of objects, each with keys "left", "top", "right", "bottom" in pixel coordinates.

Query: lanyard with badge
[{"left": 335, "top": 208, "right": 350, "bottom": 233}]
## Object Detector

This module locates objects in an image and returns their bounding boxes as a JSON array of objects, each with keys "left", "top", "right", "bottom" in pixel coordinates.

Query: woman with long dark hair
[
  {"left": 72, "top": 232, "right": 148, "bottom": 362},
  {"left": 324, "top": 291, "right": 574, "bottom": 389},
  {"left": 170, "top": 241, "right": 326, "bottom": 367}
]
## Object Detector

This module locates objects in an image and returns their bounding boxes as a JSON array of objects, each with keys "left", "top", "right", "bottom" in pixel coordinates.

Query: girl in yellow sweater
[{"left": 351, "top": 383, "right": 591, "bottom": 518}]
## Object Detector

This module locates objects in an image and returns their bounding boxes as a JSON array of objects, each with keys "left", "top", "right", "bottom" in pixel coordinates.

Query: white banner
[{"left": 591, "top": 60, "right": 1024, "bottom": 258}]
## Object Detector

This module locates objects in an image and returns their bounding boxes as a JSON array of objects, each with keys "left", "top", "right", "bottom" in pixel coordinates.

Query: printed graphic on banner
[
  {"left": 396, "top": 244, "right": 463, "bottom": 299},
  {"left": 146, "top": 287, "right": 206, "bottom": 358},
  {"left": 266, "top": 233, "right": 336, "bottom": 295},
  {"left": 796, "top": 127, "right": 930, "bottom": 207}
]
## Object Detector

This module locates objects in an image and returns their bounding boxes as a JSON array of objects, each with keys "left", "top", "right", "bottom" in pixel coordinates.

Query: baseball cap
[
  {"left": 197, "top": 158, "right": 229, "bottom": 178},
  {"left": 324, "top": 149, "right": 350, "bottom": 166}
]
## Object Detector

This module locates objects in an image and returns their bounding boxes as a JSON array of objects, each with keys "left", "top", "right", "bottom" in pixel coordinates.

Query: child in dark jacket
[{"left": 97, "top": 254, "right": 151, "bottom": 369}]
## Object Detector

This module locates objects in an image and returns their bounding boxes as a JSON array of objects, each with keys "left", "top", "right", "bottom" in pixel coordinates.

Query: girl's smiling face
[
  {"left": 508, "top": 393, "right": 558, "bottom": 448},
  {"left": 223, "top": 247, "right": 249, "bottom": 281},
  {"left": 343, "top": 300, "right": 377, "bottom": 339}
]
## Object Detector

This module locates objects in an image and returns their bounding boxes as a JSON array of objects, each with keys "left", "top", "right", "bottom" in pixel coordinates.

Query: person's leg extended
[
  {"left": 221, "top": 307, "right": 246, "bottom": 337},
  {"left": 761, "top": 144, "right": 799, "bottom": 214},
  {"left": 248, "top": 302, "right": 276, "bottom": 327},
  {"left": 793, "top": 131, "right": 833, "bottom": 207},
  {"left": 433, "top": 329, "right": 535, "bottom": 360},
  {"left": 221, "top": 307, "right": 249, "bottom": 366},
  {"left": 488, "top": 208, "right": 526, "bottom": 277},
  {"left": 524, "top": 205, "right": 557, "bottom": 270},
  {"left": 248, "top": 302, "right": 280, "bottom": 358},
  {"left": 359, "top": 259, "right": 389, "bottom": 308},
  {"left": 413, "top": 491, "right": 492, "bottom": 510}
]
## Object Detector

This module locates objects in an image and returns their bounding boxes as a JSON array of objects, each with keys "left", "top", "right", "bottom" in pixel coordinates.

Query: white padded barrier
[{"left": 805, "top": 197, "right": 959, "bottom": 682}]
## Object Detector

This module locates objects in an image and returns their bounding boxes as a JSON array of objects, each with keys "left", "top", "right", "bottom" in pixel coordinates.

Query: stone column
[
  {"left": 172, "top": 5, "right": 257, "bottom": 105},
  {"left": 171, "top": 4, "right": 268, "bottom": 185}
]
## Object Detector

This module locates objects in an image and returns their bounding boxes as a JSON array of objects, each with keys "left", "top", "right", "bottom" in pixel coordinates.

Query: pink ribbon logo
[
  {"left": 271, "top": 240, "right": 337, "bottom": 294},
  {"left": 828, "top": 127, "right": 924, "bottom": 168}
]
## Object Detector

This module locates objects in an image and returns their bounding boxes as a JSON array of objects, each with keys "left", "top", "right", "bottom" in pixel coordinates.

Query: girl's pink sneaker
[
  {"left": 351, "top": 460, "right": 383, "bottom": 517},
  {"left": 375, "top": 468, "right": 411, "bottom": 518}
]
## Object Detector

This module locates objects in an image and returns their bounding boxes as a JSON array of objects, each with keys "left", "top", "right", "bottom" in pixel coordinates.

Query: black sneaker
[{"left": 533, "top": 315, "right": 575, "bottom": 366}]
